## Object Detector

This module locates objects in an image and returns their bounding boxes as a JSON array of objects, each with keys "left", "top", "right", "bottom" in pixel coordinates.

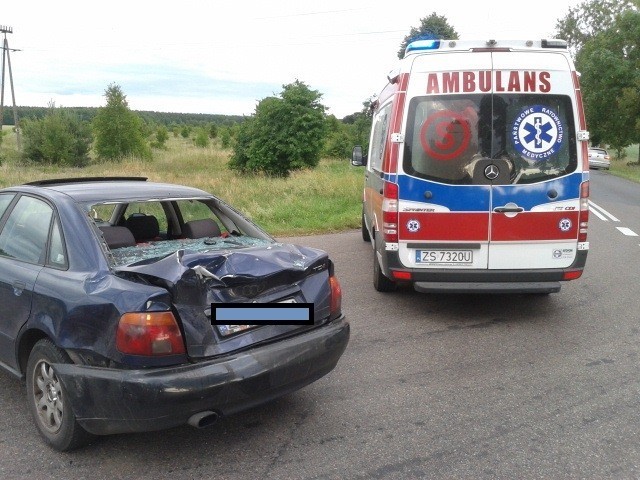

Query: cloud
[
  {"left": 18, "top": 63, "right": 281, "bottom": 114},
  {"left": 4, "top": 0, "right": 581, "bottom": 117}
]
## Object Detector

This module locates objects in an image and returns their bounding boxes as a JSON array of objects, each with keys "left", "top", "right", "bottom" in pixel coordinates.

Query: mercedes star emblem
[{"left": 484, "top": 164, "right": 500, "bottom": 180}]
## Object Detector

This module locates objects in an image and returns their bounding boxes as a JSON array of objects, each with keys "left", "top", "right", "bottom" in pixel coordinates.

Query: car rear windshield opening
[{"left": 88, "top": 198, "right": 273, "bottom": 266}]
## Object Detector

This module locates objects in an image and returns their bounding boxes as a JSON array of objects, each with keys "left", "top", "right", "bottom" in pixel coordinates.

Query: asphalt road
[{"left": 1, "top": 171, "right": 639, "bottom": 479}]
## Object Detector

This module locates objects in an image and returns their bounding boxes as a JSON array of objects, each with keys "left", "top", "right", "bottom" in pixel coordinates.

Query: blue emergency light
[{"left": 405, "top": 39, "right": 441, "bottom": 55}]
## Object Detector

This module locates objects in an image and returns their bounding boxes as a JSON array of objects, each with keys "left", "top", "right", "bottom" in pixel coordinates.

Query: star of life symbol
[
  {"left": 559, "top": 218, "right": 572, "bottom": 232},
  {"left": 524, "top": 115, "right": 555, "bottom": 150},
  {"left": 512, "top": 106, "right": 564, "bottom": 160},
  {"left": 407, "top": 219, "right": 420, "bottom": 233}
]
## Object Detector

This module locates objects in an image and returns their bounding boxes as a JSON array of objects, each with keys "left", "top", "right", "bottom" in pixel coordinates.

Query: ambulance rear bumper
[
  {"left": 381, "top": 249, "right": 587, "bottom": 294},
  {"left": 413, "top": 281, "right": 560, "bottom": 294}
]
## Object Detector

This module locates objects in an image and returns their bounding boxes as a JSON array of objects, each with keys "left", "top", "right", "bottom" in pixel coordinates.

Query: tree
[
  {"left": 92, "top": 83, "right": 151, "bottom": 160},
  {"left": 576, "top": 8, "right": 640, "bottom": 161},
  {"left": 555, "top": 0, "right": 637, "bottom": 55},
  {"left": 219, "top": 126, "right": 232, "bottom": 149},
  {"left": 151, "top": 126, "right": 169, "bottom": 149},
  {"left": 194, "top": 127, "right": 210, "bottom": 148},
  {"left": 323, "top": 115, "right": 352, "bottom": 159},
  {"left": 208, "top": 123, "right": 218, "bottom": 139},
  {"left": 229, "top": 80, "right": 327, "bottom": 176},
  {"left": 323, "top": 105, "right": 374, "bottom": 160},
  {"left": 398, "top": 13, "right": 458, "bottom": 59},
  {"left": 22, "top": 103, "right": 92, "bottom": 166}
]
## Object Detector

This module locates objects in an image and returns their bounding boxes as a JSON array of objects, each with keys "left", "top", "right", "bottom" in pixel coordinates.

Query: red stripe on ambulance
[
  {"left": 491, "top": 211, "right": 580, "bottom": 241},
  {"left": 398, "top": 212, "right": 488, "bottom": 241}
]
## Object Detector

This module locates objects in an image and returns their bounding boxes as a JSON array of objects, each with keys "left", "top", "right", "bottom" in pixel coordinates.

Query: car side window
[
  {"left": 368, "top": 102, "right": 392, "bottom": 173},
  {"left": 47, "top": 217, "right": 68, "bottom": 269},
  {"left": 0, "top": 196, "right": 53, "bottom": 264},
  {"left": 0, "top": 193, "right": 15, "bottom": 221}
]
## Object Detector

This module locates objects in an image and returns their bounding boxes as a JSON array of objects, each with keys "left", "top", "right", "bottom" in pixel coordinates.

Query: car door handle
[{"left": 493, "top": 206, "right": 524, "bottom": 213}]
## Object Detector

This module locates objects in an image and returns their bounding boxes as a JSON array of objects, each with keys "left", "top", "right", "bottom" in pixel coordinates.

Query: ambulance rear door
[
  {"left": 397, "top": 51, "right": 494, "bottom": 271},
  {"left": 488, "top": 51, "right": 581, "bottom": 270}
]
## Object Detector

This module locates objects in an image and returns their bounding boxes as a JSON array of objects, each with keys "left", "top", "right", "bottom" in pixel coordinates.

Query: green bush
[
  {"left": 151, "top": 126, "right": 169, "bottom": 149},
  {"left": 21, "top": 106, "right": 92, "bottom": 166},
  {"left": 219, "top": 127, "right": 232, "bottom": 149},
  {"left": 229, "top": 80, "right": 326, "bottom": 177},
  {"left": 194, "top": 128, "right": 210, "bottom": 148}
]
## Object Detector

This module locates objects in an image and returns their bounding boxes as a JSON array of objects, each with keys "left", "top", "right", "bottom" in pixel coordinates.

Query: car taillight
[
  {"left": 382, "top": 181, "right": 399, "bottom": 243},
  {"left": 563, "top": 269, "right": 583, "bottom": 280},
  {"left": 329, "top": 274, "right": 342, "bottom": 319},
  {"left": 116, "top": 311, "right": 186, "bottom": 356},
  {"left": 392, "top": 270, "right": 412, "bottom": 281},
  {"left": 579, "top": 181, "right": 589, "bottom": 242}
]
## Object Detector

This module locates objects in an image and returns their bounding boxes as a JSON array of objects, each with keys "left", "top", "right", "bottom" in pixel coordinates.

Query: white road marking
[
  {"left": 589, "top": 206, "right": 609, "bottom": 221},
  {"left": 589, "top": 201, "right": 620, "bottom": 222},
  {"left": 616, "top": 227, "right": 639, "bottom": 237}
]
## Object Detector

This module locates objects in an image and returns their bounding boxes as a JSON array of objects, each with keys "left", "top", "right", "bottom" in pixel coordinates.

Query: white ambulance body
[{"left": 353, "top": 39, "right": 590, "bottom": 293}]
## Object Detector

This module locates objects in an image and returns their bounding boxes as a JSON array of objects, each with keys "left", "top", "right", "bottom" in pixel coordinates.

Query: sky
[{"left": 1, "top": 0, "right": 581, "bottom": 119}]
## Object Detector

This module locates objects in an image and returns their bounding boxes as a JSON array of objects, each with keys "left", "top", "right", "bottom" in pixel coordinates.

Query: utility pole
[{"left": 0, "top": 25, "right": 21, "bottom": 150}]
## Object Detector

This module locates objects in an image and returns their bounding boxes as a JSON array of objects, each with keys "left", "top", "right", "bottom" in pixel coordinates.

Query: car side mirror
[{"left": 351, "top": 146, "right": 367, "bottom": 167}]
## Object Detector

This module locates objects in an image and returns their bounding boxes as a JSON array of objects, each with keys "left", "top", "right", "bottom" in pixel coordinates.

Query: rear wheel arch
[
  {"left": 361, "top": 206, "right": 371, "bottom": 242},
  {"left": 373, "top": 238, "right": 397, "bottom": 292},
  {"left": 18, "top": 329, "right": 49, "bottom": 376}
]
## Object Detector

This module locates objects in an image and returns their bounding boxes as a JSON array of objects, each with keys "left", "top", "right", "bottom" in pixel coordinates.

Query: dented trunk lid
[{"left": 113, "top": 241, "right": 332, "bottom": 358}]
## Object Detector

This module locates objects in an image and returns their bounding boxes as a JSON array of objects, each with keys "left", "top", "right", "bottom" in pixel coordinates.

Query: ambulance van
[{"left": 352, "top": 39, "right": 590, "bottom": 294}]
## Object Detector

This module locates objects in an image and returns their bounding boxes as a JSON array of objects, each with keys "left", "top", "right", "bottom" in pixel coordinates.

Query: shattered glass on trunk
[{"left": 110, "top": 236, "right": 272, "bottom": 267}]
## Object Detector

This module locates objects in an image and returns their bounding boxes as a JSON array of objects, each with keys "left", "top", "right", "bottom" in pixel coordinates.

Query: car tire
[
  {"left": 26, "top": 339, "right": 93, "bottom": 451},
  {"left": 361, "top": 208, "right": 371, "bottom": 242},
  {"left": 373, "top": 245, "right": 396, "bottom": 292}
]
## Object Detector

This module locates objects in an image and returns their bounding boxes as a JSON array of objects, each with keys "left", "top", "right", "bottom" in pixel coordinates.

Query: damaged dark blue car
[{"left": 0, "top": 177, "right": 349, "bottom": 451}]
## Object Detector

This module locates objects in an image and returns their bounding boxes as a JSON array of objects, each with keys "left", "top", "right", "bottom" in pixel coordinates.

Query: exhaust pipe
[{"left": 188, "top": 410, "right": 220, "bottom": 429}]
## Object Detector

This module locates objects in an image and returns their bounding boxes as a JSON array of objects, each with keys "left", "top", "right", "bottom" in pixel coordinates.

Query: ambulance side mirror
[{"left": 351, "top": 146, "right": 367, "bottom": 167}]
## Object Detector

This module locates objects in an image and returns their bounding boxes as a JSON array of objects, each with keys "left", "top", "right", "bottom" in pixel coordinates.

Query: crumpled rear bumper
[{"left": 54, "top": 317, "right": 349, "bottom": 435}]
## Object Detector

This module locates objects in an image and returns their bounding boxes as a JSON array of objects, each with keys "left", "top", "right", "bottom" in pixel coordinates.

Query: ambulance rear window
[{"left": 403, "top": 94, "right": 577, "bottom": 185}]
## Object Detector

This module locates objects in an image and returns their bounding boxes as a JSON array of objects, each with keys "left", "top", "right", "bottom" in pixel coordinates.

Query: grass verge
[
  {"left": 609, "top": 144, "right": 640, "bottom": 184},
  {"left": 0, "top": 131, "right": 363, "bottom": 236}
]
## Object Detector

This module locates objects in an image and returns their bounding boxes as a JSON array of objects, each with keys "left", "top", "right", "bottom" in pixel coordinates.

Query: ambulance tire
[
  {"left": 361, "top": 209, "right": 371, "bottom": 242},
  {"left": 373, "top": 246, "right": 396, "bottom": 292}
]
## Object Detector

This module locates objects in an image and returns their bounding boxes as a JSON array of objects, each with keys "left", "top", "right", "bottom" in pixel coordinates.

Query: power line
[
  {"left": 0, "top": 24, "right": 21, "bottom": 150},
  {"left": 255, "top": 7, "right": 368, "bottom": 20}
]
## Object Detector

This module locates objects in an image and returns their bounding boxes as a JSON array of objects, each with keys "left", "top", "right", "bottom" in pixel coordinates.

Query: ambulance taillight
[
  {"left": 579, "top": 181, "right": 589, "bottom": 243},
  {"left": 382, "top": 181, "right": 399, "bottom": 243}
]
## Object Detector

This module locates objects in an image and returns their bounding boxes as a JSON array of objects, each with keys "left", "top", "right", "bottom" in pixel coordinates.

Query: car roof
[{"left": 15, "top": 177, "right": 213, "bottom": 204}]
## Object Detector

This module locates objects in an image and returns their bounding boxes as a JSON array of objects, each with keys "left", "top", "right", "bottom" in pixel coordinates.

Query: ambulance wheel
[
  {"left": 361, "top": 209, "right": 371, "bottom": 242},
  {"left": 373, "top": 249, "right": 396, "bottom": 292}
]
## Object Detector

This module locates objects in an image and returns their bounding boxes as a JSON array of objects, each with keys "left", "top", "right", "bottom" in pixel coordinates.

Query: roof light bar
[
  {"left": 405, "top": 39, "right": 441, "bottom": 56},
  {"left": 541, "top": 39, "right": 567, "bottom": 49}
]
